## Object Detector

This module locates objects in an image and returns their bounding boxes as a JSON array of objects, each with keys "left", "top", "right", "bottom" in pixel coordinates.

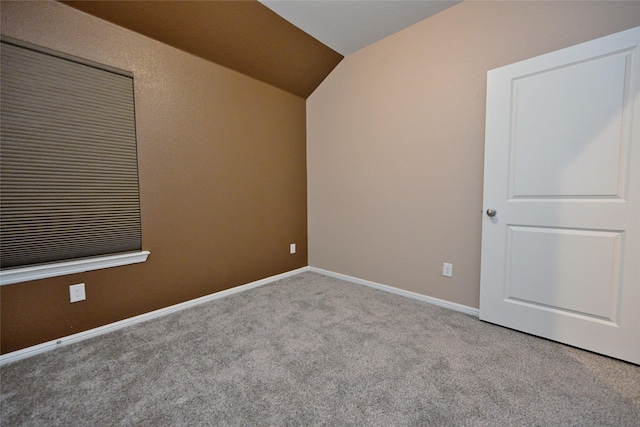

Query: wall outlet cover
[
  {"left": 442, "top": 263, "right": 453, "bottom": 278},
  {"left": 69, "top": 283, "right": 86, "bottom": 303}
]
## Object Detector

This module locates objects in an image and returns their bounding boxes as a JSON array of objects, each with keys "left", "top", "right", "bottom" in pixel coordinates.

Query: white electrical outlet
[
  {"left": 442, "top": 262, "right": 453, "bottom": 278},
  {"left": 69, "top": 283, "right": 86, "bottom": 303},
  {"left": 290, "top": 243, "right": 296, "bottom": 254}
]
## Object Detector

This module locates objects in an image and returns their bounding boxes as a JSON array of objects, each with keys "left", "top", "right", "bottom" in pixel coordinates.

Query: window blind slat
[{"left": 1, "top": 40, "right": 142, "bottom": 269}]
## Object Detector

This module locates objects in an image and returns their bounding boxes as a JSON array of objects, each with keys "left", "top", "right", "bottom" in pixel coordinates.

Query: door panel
[
  {"left": 511, "top": 50, "right": 630, "bottom": 198},
  {"left": 506, "top": 226, "right": 622, "bottom": 321},
  {"left": 480, "top": 26, "right": 639, "bottom": 364}
]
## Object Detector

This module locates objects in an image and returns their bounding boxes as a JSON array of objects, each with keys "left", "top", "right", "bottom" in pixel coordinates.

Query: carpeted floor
[{"left": 1, "top": 272, "right": 639, "bottom": 426}]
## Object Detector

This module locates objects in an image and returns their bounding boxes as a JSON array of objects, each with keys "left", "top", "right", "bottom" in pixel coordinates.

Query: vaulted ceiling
[
  {"left": 61, "top": 1, "right": 459, "bottom": 98},
  {"left": 62, "top": 0, "right": 342, "bottom": 98},
  {"left": 260, "top": 0, "right": 460, "bottom": 56}
]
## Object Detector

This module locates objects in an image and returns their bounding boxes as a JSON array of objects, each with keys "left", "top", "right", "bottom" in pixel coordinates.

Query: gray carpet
[{"left": 1, "top": 272, "right": 639, "bottom": 426}]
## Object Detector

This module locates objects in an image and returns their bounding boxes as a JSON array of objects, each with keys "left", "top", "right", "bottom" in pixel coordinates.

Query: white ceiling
[{"left": 260, "top": 0, "right": 461, "bottom": 55}]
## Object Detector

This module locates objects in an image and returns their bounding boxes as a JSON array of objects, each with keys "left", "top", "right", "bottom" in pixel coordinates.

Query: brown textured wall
[
  {"left": 0, "top": 0, "right": 307, "bottom": 354},
  {"left": 307, "top": 1, "right": 640, "bottom": 308}
]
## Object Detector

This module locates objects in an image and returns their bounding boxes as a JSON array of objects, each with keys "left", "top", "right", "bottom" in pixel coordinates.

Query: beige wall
[
  {"left": 1, "top": 1, "right": 307, "bottom": 354},
  {"left": 307, "top": 1, "right": 640, "bottom": 308}
]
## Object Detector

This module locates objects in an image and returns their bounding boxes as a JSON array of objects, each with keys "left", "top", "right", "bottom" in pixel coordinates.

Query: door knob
[{"left": 486, "top": 208, "right": 497, "bottom": 217}]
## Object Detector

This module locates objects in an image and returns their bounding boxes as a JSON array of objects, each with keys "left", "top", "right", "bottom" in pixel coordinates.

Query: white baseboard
[
  {"left": 2, "top": 265, "right": 478, "bottom": 366},
  {"left": 0, "top": 267, "right": 308, "bottom": 366},
  {"left": 308, "top": 266, "right": 480, "bottom": 317}
]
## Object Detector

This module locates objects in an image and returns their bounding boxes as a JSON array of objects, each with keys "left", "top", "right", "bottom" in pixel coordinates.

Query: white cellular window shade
[{"left": 0, "top": 38, "right": 146, "bottom": 278}]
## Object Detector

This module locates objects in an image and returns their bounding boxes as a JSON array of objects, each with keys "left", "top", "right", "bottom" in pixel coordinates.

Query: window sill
[{"left": 0, "top": 251, "right": 150, "bottom": 286}]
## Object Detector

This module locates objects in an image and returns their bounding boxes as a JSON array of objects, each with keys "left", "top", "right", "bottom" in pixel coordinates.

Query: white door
[{"left": 480, "top": 26, "right": 640, "bottom": 365}]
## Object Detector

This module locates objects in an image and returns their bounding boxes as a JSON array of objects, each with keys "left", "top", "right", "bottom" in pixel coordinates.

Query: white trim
[
  {"left": 0, "top": 267, "right": 307, "bottom": 366},
  {"left": 308, "top": 266, "right": 480, "bottom": 317},
  {"left": 0, "top": 251, "right": 151, "bottom": 286},
  {"left": 0, "top": 266, "right": 479, "bottom": 365}
]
